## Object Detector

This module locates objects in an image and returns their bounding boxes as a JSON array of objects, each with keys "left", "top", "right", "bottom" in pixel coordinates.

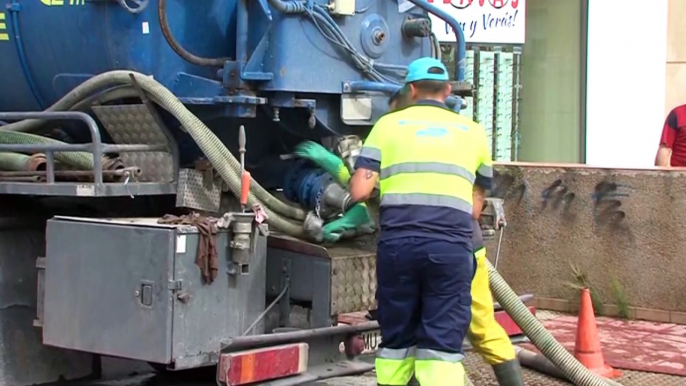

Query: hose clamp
[
  {"left": 314, "top": 189, "right": 323, "bottom": 218},
  {"left": 303, "top": 212, "right": 325, "bottom": 242}
]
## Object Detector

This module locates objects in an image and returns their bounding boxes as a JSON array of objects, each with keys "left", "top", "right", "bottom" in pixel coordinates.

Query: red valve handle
[{"left": 241, "top": 171, "right": 251, "bottom": 206}]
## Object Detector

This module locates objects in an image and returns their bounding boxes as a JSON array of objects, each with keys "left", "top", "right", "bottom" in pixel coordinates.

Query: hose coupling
[
  {"left": 334, "top": 135, "right": 363, "bottom": 175},
  {"left": 402, "top": 17, "right": 432, "bottom": 38},
  {"left": 228, "top": 212, "right": 258, "bottom": 275},
  {"left": 320, "top": 181, "right": 351, "bottom": 218},
  {"left": 342, "top": 193, "right": 356, "bottom": 213},
  {"left": 303, "top": 211, "right": 325, "bottom": 242}
]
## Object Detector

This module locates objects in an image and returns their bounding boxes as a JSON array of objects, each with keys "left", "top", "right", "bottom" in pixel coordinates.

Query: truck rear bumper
[{"left": 218, "top": 322, "right": 378, "bottom": 386}]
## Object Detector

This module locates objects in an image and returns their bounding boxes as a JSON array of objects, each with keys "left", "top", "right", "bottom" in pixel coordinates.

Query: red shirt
[{"left": 660, "top": 104, "right": 686, "bottom": 166}]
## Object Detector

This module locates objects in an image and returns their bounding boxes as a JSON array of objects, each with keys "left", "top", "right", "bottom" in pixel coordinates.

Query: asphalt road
[
  {"left": 80, "top": 354, "right": 686, "bottom": 386},
  {"left": 84, "top": 372, "right": 379, "bottom": 386}
]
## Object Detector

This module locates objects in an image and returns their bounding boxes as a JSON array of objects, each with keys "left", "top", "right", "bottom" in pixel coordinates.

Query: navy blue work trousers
[{"left": 376, "top": 236, "right": 475, "bottom": 354}]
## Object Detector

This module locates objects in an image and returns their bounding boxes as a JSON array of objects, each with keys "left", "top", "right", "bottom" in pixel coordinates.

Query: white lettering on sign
[{"left": 76, "top": 184, "right": 95, "bottom": 197}]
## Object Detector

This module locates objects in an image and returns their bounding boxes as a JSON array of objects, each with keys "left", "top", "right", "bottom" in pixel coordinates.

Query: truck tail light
[{"left": 218, "top": 343, "right": 309, "bottom": 386}]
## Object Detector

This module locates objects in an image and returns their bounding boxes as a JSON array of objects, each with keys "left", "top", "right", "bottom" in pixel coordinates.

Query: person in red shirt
[{"left": 656, "top": 104, "right": 686, "bottom": 167}]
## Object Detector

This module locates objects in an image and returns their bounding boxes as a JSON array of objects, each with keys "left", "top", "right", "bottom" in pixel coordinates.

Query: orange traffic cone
[{"left": 574, "top": 288, "right": 621, "bottom": 379}]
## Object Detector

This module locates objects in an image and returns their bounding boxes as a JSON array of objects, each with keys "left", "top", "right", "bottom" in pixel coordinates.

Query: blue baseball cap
[{"left": 405, "top": 57, "right": 449, "bottom": 83}]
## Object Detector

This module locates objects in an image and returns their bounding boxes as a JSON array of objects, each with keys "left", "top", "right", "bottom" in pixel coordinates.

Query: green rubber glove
[
  {"left": 322, "top": 203, "right": 376, "bottom": 243},
  {"left": 294, "top": 141, "right": 351, "bottom": 185}
]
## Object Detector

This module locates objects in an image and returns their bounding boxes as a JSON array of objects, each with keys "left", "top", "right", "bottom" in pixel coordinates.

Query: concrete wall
[
  {"left": 666, "top": 0, "right": 686, "bottom": 114},
  {"left": 485, "top": 163, "right": 686, "bottom": 319}
]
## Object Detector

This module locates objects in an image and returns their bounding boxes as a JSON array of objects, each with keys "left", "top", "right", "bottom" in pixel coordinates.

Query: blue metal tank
[
  {"left": 0, "top": 0, "right": 234, "bottom": 111},
  {"left": 0, "top": 0, "right": 464, "bottom": 117},
  {"left": 0, "top": 0, "right": 467, "bottom": 168}
]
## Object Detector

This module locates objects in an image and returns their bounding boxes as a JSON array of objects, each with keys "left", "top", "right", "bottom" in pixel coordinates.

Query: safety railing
[{"left": 0, "top": 111, "right": 179, "bottom": 197}]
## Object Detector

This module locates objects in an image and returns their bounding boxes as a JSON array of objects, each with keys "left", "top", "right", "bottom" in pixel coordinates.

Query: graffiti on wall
[
  {"left": 540, "top": 179, "right": 577, "bottom": 222},
  {"left": 494, "top": 169, "right": 635, "bottom": 240},
  {"left": 492, "top": 168, "right": 527, "bottom": 205},
  {"left": 530, "top": 175, "right": 635, "bottom": 234},
  {"left": 591, "top": 181, "right": 632, "bottom": 230}
]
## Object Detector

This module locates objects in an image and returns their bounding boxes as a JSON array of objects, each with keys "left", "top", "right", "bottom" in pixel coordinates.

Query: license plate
[{"left": 361, "top": 330, "right": 382, "bottom": 354}]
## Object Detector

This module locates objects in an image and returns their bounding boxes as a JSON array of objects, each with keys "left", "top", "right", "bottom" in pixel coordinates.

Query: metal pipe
[
  {"left": 0, "top": 143, "right": 91, "bottom": 152},
  {"left": 237, "top": 0, "right": 249, "bottom": 64},
  {"left": 0, "top": 166, "right": 140, "bottom": 179},
  {"left": 158, "top": 0, "right": 230, "bottom": 67},
  {"left": 7, "top": 1, "right": 46, "bottom": 108},
  {"left": 101, "top": 144, "right": 169, "bottom": 153},
  {"left": 0, "top": 176, "right": 40, "bottom": 182},
  {"left": 514, "top": 347, "right": 568, "bottom": 381},
  {"left": 45, "top": 151, "right": 55, "bottom": 183},
  {"left": 346, "top": 81, "right": 400, "bottom": 94},
  {"left": 266, "top": 0, "right": 306, "bottom": 14},
  {"left": 223, "top": 321, "right": 380, "bottom": 351},
  {"left": 242, "top": 284, "right": 289, "bottom": 336},
  {"left": 344, "top": 81, "right": 460, "bottom": 109},
  {"left": 405, "top": 0, "right": 466, "bottom": 81}
]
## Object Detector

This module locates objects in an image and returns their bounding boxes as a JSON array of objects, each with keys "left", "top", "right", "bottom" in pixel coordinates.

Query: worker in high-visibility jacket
[
  {"left": 348, "top": 57, "right": 492, "bottom": 386},
  {"left": 295, "top": 72, "right": 524, "bottom": 385},
  {"left": 389, "top": 83, "right": 525, "bottom": 386}
]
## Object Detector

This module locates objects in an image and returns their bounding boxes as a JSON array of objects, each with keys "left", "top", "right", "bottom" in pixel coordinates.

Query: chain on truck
[{"left": 0, "top": 0, "right": 474, "bottom": 385}]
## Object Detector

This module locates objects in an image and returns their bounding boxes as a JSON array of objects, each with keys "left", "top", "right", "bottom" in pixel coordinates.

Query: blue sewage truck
[{"left": 0, "top": 0, "right": 470, "bottom": 385}]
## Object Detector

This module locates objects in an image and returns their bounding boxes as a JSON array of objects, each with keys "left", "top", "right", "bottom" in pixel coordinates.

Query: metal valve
[
  {"left": 228, "top": 213, "right": 257, "bottom": 275},
  {"left": 480, "top": 197, "right": 506, "bottom": 240},
  {"left": 227, "top": 125, "right": 257, "bottom": 276}
]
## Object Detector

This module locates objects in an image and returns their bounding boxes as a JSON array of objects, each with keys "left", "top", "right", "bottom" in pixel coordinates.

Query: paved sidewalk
[{"left": 313, "top": 350, "right": 686, "bottom": 386}]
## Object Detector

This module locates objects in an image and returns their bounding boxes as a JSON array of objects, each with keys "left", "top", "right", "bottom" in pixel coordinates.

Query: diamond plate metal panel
[
  {"left": 92, "top": 104, "right": 173, "bottom": 183},
  {"left": 176, "top": 168, "right": 222, "bottom": 213},
  {"left": 330, "top": 252, "right": 377, "bottom": 315}
]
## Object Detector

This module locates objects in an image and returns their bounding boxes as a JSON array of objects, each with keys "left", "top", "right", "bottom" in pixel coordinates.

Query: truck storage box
[{"left": 42, "top": 216, "right": 266, "bottom": 369}]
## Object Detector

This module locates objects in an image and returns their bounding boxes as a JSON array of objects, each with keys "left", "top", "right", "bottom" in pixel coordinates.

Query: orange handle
[{"left": 241, "top": 171, "right": 251, "bottom": 206}]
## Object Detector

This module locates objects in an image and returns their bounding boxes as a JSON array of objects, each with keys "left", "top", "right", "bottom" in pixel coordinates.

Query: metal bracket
[
  {"left": 5, "top": 2, "right": 20, "bottom": 12},
  {"left": 279, "top": 258, "right": 292, "bottom": 328},
  {"left": 34, "top": 256, "right": 46, "bottom": 328},
  {"left": 167, "top": 280, "right": 183, "bottom": 291},
  {"left": 449, "top": 81, "right": 475, "bottom": 98}
]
